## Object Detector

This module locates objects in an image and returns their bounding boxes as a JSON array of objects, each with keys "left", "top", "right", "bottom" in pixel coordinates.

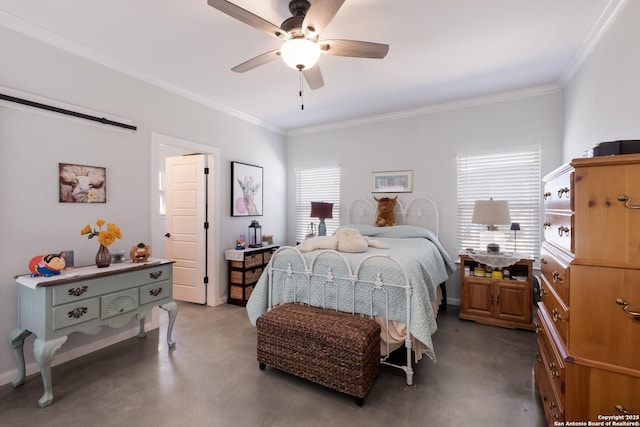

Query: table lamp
[
  {"left": 471, "top": 198, "right": 511, "bottom": 253},
  {"left": 310, "top": 202, "right": 333, "bottom": 236}
]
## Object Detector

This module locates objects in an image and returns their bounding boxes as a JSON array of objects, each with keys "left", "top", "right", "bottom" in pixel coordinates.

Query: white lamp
[
  {"left": 472, "top": 198, "right": 511, "bottom": 253},
  {"left": 280, "top": 38, "right": 321, "bottom": 71}
]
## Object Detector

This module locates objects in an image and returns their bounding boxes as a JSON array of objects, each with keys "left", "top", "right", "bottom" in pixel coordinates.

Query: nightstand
[
  {"left": 224, "top": 245, "right": 278, "bottom": 306},
  {"left": 459, "top": 253, "right": 534, "bottom": 330}
]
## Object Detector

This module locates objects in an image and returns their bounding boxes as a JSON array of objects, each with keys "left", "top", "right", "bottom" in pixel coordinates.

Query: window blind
[
  {"left": 295, "top": 166, "right": 341, "bottom": 243},
  {"left": 457, "top": 147, "right": 541, "bottom": 263}
]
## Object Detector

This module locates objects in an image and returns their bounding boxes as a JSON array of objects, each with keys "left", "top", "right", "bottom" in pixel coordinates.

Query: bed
[{"left": 246, "top": 196, "right": 455, "bottom": 385}]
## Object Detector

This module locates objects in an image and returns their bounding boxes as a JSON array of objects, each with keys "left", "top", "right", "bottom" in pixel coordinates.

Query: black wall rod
[{"left": 0, "top": 93, "right": 137, "bottom": 131}]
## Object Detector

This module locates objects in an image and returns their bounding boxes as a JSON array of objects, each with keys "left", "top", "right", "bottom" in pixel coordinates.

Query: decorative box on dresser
[
  {"left": 225, "top": 245, "right": 278, "bottom": 306},
  {"left": 536, "top": 154, "right": 640, "bottom": 425}
]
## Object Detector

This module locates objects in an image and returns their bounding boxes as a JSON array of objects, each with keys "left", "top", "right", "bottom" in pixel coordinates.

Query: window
[
  {"left": 295, "top": 165, "right": 341, "bottom": 243},
  {"left": 457, "top": 147, "right": 541, "bottom": 262}
]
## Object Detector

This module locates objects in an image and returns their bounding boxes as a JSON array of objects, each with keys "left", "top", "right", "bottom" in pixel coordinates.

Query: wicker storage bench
[{"left": 256, "top": 303, "right": 381, "bottom": 405}]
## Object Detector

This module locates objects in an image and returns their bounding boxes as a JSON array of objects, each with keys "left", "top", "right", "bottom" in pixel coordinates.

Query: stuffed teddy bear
[
  {"left": 374, "top": 196, "right": 397, "bottom": 227},
  {"left": 297, "top": 227, "right": 389, "bottom": 253}
]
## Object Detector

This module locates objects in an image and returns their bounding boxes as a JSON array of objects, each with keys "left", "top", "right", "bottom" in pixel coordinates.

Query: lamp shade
[
  {"left": 510, "top": 222, "right": 521, "bottom": 231},
  {"left": 310, "top": 201, "right": 333, "bottom": 219},
  {"left": 471, "top": 198, "right": 511, "bottom": 228},
  {"left": 280, "top": 38, "right": 321, "bottom": 70}
]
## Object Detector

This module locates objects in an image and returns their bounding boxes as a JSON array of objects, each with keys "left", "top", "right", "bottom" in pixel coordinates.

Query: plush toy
[
  {"left": 130, "top": 243, "right": 151, "bottom": 263},
  {"left": 297, "top": 227, "right": 389, "bottom": 253},
  {"left": 374, "top": 196, "right": 398, "bottom": 227},
  {"left": 29, "top": 253, "right": 66, "bottom": 277}
]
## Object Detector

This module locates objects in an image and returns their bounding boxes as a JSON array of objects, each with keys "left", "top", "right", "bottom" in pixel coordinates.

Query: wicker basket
[
  {"left": 256, "top": 303, "right": 380, "bottom": 404},
  {"left": 230, "top": 268, "right": 262, "bottom": 284},
  {"left": 230, "top": 253, "right": 262, "bottom": 269},
  {"left": 230, "top": 285, "right": 253, "bottom": 301}
]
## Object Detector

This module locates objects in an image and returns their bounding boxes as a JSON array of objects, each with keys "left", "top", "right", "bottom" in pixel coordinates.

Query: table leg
[
  {"left": 33, "top": 336, "right": 67, "bottom": 407},
  {"left": 138, "top": 317, "right": 147, "bottom": 338},
  {"left": 9, "top": 328, "right": 32, "bottom": 388},
  {"left": 159, "top": 301, "right": 178, "bottom": 349}
]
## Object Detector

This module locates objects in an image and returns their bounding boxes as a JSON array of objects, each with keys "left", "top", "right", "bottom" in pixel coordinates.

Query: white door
[{"left": 165, "top": 154, "right": 208, "bottom": 303}]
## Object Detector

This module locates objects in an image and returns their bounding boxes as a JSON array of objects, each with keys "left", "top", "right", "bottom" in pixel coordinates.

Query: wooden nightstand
[
  {"left": 224, "top": 245, "right": 278, "bottom": 306},
  {"left": 459, "top": 254, "right": 534, "bottom": 330}
]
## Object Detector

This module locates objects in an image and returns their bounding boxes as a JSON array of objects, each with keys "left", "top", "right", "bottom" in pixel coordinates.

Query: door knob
[{"left": 164, "top": 233, "right": 171, "bottom": 238}]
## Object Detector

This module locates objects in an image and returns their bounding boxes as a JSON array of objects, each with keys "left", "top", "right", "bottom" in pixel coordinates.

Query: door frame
[{"left": 151, "top": 132, "right": 223, "bottom": 306}]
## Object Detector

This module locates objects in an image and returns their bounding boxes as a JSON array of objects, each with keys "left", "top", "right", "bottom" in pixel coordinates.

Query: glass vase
[{"left": 95, "top": 244, "right": 111, "bottom": 268}]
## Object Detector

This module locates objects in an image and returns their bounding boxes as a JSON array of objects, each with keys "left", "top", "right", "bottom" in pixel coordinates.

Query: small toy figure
[
  {"left": 29, "top": 253, "right": 66, "bottom": 277},
  {"left": 235, "top": 240, "right": 246, "bottom": 250},
  {"left": 130, "top": 243, "right": 151, "bottom": 263}
]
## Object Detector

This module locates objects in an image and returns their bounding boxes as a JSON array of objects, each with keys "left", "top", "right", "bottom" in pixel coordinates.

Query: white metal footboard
[{"left": 266, "top": 246, "right": 415, "bottom": 386}]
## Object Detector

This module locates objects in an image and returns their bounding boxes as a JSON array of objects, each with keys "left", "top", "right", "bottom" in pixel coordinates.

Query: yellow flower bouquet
[
  {"left": 81, "top": 220, "right": 122, "bottom": 268},
  {"left": 81, "top": 219, "right": 123, "bottom": 247}
]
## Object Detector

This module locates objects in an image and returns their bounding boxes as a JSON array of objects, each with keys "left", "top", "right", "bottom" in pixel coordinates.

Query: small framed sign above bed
[{"left": 371, "top": 170, "right": 413, "bottom": 193}]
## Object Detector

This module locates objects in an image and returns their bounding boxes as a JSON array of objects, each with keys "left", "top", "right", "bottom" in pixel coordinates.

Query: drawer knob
[
  {"left": 149, "top": 288, "right": 163, "bottom": 297},
  {"left": 68, "top": 285, "right": 88, "bottom": 297},
  {"left": 557, "top": 187, "right": 570, "bottom": 198},
  {"left": 618, "top": 194, "right": 640, "bottom": 209},
  {"left": 539, "top": 287, "right": 547, "bottom": 297},
  {"left": 552, "top": 308, "right": 563, "bottom": 323},
  {"left": 548, "top": 362, "right": 559, "bottom": 378},
  {"left": 552, "top": 271, "right": 563, "bottom": 284},
  {"left": 149, "top": 271, "right": 163, "bottom": 280},
  {"left": 68, "top": 307, "right": 88, "bottom": 319},
  {"left": 540, "top": 258, "right": 547, "bottom": 265},
  {"left": 535, "top": 351, "right": 542, "bottom": 363},
  {"left": 548, "top": 401, "right": 556, "bottom": 409},
  {"left": 534, "top": 322, "right": 541, "bottom": 334},
  {"left": 615, "top": 404, "right": 629, "bottom": 415},
  {"left": 543, "top": 192, "right": 552, "bottom": 200},
  {"left": 543, "top": 222, "right": 551, "bottom": 230},
  {"left": 557, "top": 226, "right": 570, "bottom": 237},
  {"left": 615, "top": 298, "right": 640, "bottom": 321}
]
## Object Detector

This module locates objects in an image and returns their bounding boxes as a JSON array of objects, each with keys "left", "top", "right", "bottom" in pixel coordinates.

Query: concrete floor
[{"left": 0, "top": 303, "right": 546, "bottom": 427}]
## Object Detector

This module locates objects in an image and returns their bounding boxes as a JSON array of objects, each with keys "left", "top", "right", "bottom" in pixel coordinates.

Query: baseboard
[{"left": 1, "top": 316, "right": 159, "bottom": 387}]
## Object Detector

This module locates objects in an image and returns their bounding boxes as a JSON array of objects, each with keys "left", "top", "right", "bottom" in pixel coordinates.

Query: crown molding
[
  {"left": 0, "top": 11, "right": 286, "bottom": 135},
  {"left": 558, "top": 0, "right": 628, "bottom": 87},
  {"left": 287, "top": 85, "right": 561, "bottom": 136}
]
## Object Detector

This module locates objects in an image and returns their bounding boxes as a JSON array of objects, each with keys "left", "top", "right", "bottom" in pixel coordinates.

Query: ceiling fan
[{"left": 207, "top": 0, "right": 389, "bottom": 90}]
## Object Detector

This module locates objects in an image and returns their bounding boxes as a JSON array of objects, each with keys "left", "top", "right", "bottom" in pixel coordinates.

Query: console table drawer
[
  {"left": 52, "top": 299, "right": 100, "bottom": 330},
  {"left": 140, "top": 281, "right": 171, "bottom": 305},
  {"left": 101, "top": 288, "right": 139, "bottom": 319}
]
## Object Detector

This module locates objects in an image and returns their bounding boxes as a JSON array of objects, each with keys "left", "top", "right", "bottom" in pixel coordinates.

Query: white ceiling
[{"left": 0, "top": 0, "right": 620, "bottom": 133}]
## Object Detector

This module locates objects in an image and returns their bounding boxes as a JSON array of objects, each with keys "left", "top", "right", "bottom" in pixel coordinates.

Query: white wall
[
  {"left": 286, "top": 89, "right": 565, "bottom": 303},
  {"left": 563, "top": 1, "right": 640, "bottom": 160},
  {"left": 0, "top": 26, "right": 287, "bottom": 385}
]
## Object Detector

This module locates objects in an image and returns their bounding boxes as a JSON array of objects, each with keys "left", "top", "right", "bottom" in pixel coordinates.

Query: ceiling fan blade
[
  {"left": 302, "top": 0, "right": 345, "bottom": 36},
  {"left": 302, "top": 65, "right": 324, "bottom": 90},
  {"left": 207, "top": 0, "right": 285, "bottom": 39},
  {"left": 231, "top": 50, "right": 281, "bottom": 73},
  {"left": 319, "top": 39, "right": 389, "bottom": 58}
]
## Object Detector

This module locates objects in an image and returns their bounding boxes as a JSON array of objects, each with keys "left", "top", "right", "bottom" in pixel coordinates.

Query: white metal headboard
[{"left": 346, "top": 196, "right": 440, "bottom": 237}]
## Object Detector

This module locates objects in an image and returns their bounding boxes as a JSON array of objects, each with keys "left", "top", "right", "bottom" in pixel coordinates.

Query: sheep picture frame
[{"left": 59, "top": 163, "right": 107, "bottom": 203}]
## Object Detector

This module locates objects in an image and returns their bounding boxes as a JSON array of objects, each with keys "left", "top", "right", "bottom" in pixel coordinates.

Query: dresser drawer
[
  {"left": 538, "top": 315, "right": 565, "bottom": 399},
  {"left": 565, "top": 363, "right": 640, "bottom": 422},
  {"left": 539, "top": 276, "right": 569, "bottom": 347},
  {"left": 543, "top": 169, "right": 573, "bottom": 212},
  {"left": 52, "top": 298, "right": 100, "bottom": 330},
  {"left": 140, "top": 281, "right": 171, "bottom": 305},
  {"left": 570, "top": 265, "right": 640, "bottom": 371},
  {"left": 101, "top": 288, "right": 139, "bottom": 319},
  {"left": 52, "top": 264, "right": 172, "bottom": 306},
  {"left": 573, "top": 159, "right": 640, "bottom": 268},
  {"left": 535, "top": 355, "right": 564, "bottom": 424},
  {"left": 543, "top": 212, "right": 574, "bottom": 254},
  {"left": 540, "top": 245, "right": 570, "bottom": 306},
  {"left": 230, "top": 267, "right": 262, "bottom": 285}
]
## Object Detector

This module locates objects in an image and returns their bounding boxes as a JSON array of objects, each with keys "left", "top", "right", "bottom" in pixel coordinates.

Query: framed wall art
[
  {"left": 231, "top": 161, "right": 263, "bottom": 216},
  {"left": 371, "top": 170, "right": 413, "bottom": 193},
  {"left": 59, "top": 163, "right": 107, "bottom": 203}
]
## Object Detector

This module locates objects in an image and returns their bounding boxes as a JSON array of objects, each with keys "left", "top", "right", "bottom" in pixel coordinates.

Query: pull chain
[{"left": 299, "top": 70, "right": 304, "bottom": 110}]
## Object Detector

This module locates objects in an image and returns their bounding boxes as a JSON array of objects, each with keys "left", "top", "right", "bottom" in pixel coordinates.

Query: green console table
[{"left": 10, "top": 258, "right": 177, "bottom": 407}]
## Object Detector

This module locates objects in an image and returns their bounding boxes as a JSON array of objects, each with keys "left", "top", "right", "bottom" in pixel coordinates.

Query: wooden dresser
[{"left": 536, "top": 154, "right": 640, "bottom": 425}]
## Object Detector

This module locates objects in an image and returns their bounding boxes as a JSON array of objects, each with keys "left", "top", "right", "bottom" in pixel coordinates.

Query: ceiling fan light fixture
[{"left": 280, "top": 38, "right": 320, "bottom": 70}]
